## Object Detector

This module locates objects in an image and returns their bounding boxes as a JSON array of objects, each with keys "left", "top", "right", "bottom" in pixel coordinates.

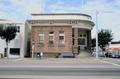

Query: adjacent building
[
  {"left": 107, "top": 41, "right": 120, "bottom": 51},
  {"left": 28, "top": 13, "right": 94, "bottom": 58},
  {"left": 109, "top": 42, "right": 120, "bottom": 48},
  {"left": 0, "top": 20, "right": 30, "bottom": 58}
]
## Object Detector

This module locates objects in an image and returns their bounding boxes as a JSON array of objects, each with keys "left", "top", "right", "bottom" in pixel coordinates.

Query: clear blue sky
[{"left": 0, "top": 0, "right": 120, "bottom": 41}]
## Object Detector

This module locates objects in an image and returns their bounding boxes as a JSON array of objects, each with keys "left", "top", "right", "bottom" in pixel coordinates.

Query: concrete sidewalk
[
  {"left": 0, "top": 56, "right": 96, "bottom": 63},
  {"left": 0, "top": 50, "right": 93, "bottom": 63},
  {"left": 77, "top": 50, "right": 92, "bottom": 57},
  {"left": 0, "top": 57, "right": 119, "bottom": 69}
]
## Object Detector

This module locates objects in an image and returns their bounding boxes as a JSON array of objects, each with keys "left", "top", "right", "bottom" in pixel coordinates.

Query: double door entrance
[
  {"left": 78, "top": 31, "right": 87, "bottom": 50},
  {"left": 72, "top": 28, "right": 88, "bottom": 53}
]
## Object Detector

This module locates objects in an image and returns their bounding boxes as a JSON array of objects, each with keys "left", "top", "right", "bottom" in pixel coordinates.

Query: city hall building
[{"left": 28, "top": 13, "right": 94, "bottom": 58}]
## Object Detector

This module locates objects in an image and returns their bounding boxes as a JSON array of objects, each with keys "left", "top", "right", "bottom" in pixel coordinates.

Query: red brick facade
[
  {"left": 28, "top": 13, "right": 94, "bottom": 58},
  {"left": 31, "top": 26, "right": 92, "bottom": 58},
  {"left": 73, "top": 28, "right": 79, "bottom": 53},
  {"left": 31, "top": 26, "right": 72, "bottom": 57}
]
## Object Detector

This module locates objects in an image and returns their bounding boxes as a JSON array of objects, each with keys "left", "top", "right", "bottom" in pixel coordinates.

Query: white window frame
[
  {"left": 59, "top": 31, "right": 65, "bottom": 45},
  {"left": 49, "top": 32, "right": 54, "bottom": 46},
  {"left": 39, "top": 32, "right": 44, "bottom": 44}
]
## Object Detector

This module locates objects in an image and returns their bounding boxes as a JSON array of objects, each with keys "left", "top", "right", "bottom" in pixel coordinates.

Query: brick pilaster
[{"left": 73, "top": 28, "right": 78, "bottom": 53}]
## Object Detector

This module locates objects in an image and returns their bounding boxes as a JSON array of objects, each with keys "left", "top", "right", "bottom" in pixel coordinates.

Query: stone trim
[{"left": 28, "top": 20, "right": 94, "bottom": 29}]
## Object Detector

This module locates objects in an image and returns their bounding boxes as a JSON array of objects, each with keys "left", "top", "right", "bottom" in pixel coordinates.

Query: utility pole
[
  {"left": 95, "top": 10, "right": 114, "bottom": 59},
  {"left": 82, "top": 0, "right": 85, "bottom": 9},
  {"left": 95, "top": 10, "right": 99, "bottom": 59},
  {"left": 81, "top": 0, "right": 86, "bottom": 14}
]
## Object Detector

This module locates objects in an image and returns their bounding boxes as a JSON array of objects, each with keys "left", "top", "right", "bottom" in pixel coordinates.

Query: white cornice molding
[
  {"left": 28, "top": 20, "right": 94, "bottom": 26},
  {"left": 31, "top": 14, "right": 92, "bottom": 21},
  {"left": 28, "top": 20, "right": 93, "bottom": 30}
]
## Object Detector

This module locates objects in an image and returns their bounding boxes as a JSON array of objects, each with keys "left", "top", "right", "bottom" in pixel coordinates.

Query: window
[
  {"left": 72, "top": 38, "right": 74, "bottom": 45},
  {"left": 58, "top": 31, "right": 65, "bottom": 46},
  {"left": 10, "top": 48, "right": 20, "bottom": 55},
  {"left": 72, "top": 29, "right": 74, "bottom": 37},
  {"left": 49, "top": 32, "right": 54, "bottom": 47},
  {"left": 78, "top": 32, "right": 82, "bottom": 37},
  {"left": 39, "top": 32, "right": 44, "bottom": 44},
  {"left": 4, "top": 48, "right": 7, "bottom": 57},
  {"left": 83, "top": 34, "right": 86, "bottom": 37},
  {"left": 17, "top": 26, "right": 20, "bottom": 32},
  {"left": 80, "top": 34, "right": 82, "bottom": 37},
  {"left": 78, "top": 33, "right": 86, "bottom": 37},
  {"left": 78, "top": 38, "right": 85, "bottom": 45},
  {"left": 78, "top": 32, "right": 87, "bottom": 46}
]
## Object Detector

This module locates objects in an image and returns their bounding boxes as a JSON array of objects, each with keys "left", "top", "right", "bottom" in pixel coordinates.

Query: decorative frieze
[{"left": 28, "top": 20, "right": 94, "bottom": 26}]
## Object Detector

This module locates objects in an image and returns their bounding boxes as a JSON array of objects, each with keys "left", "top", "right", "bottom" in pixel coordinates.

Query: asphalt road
[
  {"left": 0, "top": 58, "right": 120, "bottom": 79},
  {"left": 0, "top": 67, "right": 120, "bottom": 76}
]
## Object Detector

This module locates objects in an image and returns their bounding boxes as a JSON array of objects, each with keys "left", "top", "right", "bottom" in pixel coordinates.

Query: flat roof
[
  {"left": 0, "top": 20, "right": 25, "bottom": 24},
  {"left": 111, "top": 42, "right": 120, "bottom": 44},
  {"left": 0, "top": 19, "right": 8, "bottom": 21},
  {"left": 31, "top": 13, "right": 92, "bottom": 18}
]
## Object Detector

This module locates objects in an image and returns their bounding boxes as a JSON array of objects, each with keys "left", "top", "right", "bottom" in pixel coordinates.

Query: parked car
[
  {"left": 105, "top": 52, "right": 120, "bottom": 58},
  {"left": 59, "top": 52, "right": 75, "bottom": 58},
  {"left": 111, "top": 52, "right": 120, "bottom": 58}
]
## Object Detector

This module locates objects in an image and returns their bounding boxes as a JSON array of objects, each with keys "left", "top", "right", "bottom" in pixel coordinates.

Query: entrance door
[{"left": 78, "top": 32, "right": 87, "bottom": 50}]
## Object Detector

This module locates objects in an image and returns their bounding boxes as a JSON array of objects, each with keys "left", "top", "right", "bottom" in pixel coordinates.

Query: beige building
[
  {"left": 28, "top": 13, "right": 94, "bottom": 58},
  {"left": 0, "top": 20, "right": 30, "bottom": 58}
]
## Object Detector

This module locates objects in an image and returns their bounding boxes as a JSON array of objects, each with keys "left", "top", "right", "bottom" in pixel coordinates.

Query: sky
[{"left": 0, "top": 0, "right": 120, "bottom": 41}]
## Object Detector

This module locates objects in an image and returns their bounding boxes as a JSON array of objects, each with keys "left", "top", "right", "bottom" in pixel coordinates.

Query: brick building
[{"left": 28, "top": 13, "right": 94, "bottom": 58}]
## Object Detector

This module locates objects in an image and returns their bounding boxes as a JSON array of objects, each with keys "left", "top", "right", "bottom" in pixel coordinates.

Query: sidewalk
[
  {"left": 0, "top": 57, "right": 96, "bottom": 63},
  {"left": 77, "top": 50, "right": 92, "bottom": 58},
  {"left": 0, "top": 53, "right": 106, "bottom": 64},
  {"left": 0, "top": 50, "right": 94, "bottom": 62},
  {"left": 0, "top": 57, "right": 119, "bottom": 70}
]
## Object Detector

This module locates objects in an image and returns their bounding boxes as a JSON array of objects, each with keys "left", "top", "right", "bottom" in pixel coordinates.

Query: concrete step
[{"left": 78, "top": 51, "right": 92, "bottom": 57}]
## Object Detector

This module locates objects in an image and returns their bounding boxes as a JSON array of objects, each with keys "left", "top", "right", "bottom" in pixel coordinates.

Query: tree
[
  {"left": 91, "top": 29, "right": 113, "bottom": 51},
  {"left": 1, "top": 24, "right": 18, "bottom": 58},
  {"left": 98, "top": 29, "right": 113, "bottom": 50},
  {"left": 91, "top": 38, "right": 96, "bottom": 48},
  {"left": 0, "top": 24, "right": 3, "bottom": 37}
]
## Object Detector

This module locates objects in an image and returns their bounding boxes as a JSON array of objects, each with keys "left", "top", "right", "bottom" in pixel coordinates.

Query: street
[
  {"left": 0, "top": 67, "right": 120, "bottom": 76},
  {"left": 0, "top": 58, "right": 120, "bottom": 79}
]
